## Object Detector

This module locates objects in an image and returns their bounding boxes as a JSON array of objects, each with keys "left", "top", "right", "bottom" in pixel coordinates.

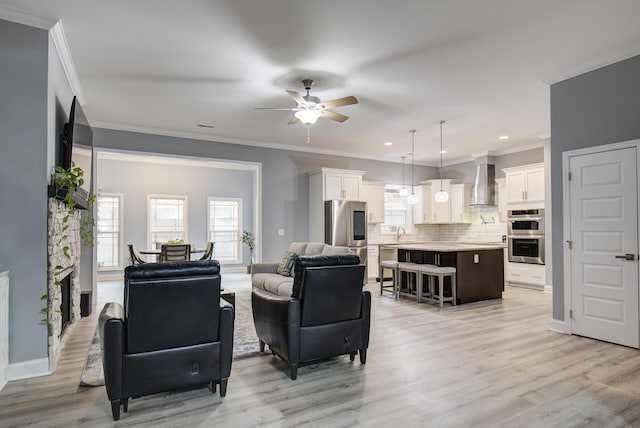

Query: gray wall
[
  {"left": 441, "top": 148, "right": 544, "bottom": 182},
  {"left": 0, "top": 20, "right": 49, "bottom": 363},
  {"left": 550, "top": 55, "right": 640, "bottom": 320},
  {"left": 93, "top": 128, "right": 438, "bottom": 260},
  {"left": 97, "top": 157, "right": 254, "bottom": 266}
]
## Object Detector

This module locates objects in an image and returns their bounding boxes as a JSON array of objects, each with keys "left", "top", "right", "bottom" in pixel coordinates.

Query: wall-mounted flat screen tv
[{"left": 60, "top": 96, "right": 93, "bottom": 195}]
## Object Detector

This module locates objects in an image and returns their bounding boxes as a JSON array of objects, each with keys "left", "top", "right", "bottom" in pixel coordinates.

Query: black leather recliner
[
  {"left": 99, "top": 260, "right": 233, "bottom": 420},
  {"left": 251, "top": 254, "right": 370, "bottom": 380}
]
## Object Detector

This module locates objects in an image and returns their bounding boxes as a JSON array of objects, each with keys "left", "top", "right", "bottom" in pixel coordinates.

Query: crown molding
[
  {"left": 0, "top": 5, "right": 57, "bottom": 29},
  {"left": 49, "top": 22, "right": 85, "bottom": 104},
  {"left": 90, "top": 120, "right": 421, "bottom": 165}
]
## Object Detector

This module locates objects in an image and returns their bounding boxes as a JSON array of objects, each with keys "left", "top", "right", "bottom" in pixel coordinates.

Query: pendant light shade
[
  {"left": 407, "top": 130, "right": 419, "bottom": 205},
  {"left": 399, "top": 156, "right": 409, "bottom": 196},
  {"left": 435, "top": 120, "right": 449, "bottom": 203}
]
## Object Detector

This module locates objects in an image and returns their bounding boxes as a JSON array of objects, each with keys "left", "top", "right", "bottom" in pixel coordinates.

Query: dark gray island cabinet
[{"left": 392, "top": 243, "right": 505, "bottom": 304}]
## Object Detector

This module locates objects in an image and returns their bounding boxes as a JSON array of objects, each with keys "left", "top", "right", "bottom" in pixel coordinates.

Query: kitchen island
[{"left": 379, "top": 242, "right": 505, "bottom": 304}]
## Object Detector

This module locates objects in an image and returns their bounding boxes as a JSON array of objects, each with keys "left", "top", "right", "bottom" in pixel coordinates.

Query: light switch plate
[
  {"left": 277, "top": 229, "right": 285, "bottom": 236},
  {"left": 474, "top": 254, "right": 479, "bottom": 263}
]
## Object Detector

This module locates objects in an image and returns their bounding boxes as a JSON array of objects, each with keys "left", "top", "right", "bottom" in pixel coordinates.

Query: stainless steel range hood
[{"left": 471, "top": 162, "right": 496, "bottom": 206}]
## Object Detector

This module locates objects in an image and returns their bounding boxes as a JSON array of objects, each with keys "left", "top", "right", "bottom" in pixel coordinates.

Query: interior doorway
[{"left": 564, "top": 141, "right": 640, "bottom": 348}]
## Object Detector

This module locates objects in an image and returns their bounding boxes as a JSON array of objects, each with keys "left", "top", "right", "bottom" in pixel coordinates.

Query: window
[
  {"left": 148, "top": 195, "right": 187, "bottom": 248},
  {"left": 380, "top": 184, "right": 413, "bottom": 234},
  {"left": 96, "top": 194, "right": 123, "bottom": 269},
  {"left": 208, "top": 198, "right": 242, "bottom": 264}
]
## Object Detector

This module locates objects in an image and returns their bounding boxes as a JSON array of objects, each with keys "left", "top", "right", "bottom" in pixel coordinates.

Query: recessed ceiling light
[
  {"left": 499, "top": 135, "right": 509, "bottom": 140},
  {"left": 439, "top": 150, "right": 447, "bottom": 154},
  {"left": 384, "top": 141, "right": 393, "bottom": 146},
  {"left": 197, "top": 124, "right": 215, "bottom": 129}
]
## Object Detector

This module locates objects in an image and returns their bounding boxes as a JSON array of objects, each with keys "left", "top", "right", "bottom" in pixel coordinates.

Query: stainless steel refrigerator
[{"left": 324, "top": 200, "right": 368, "bottom": 278}]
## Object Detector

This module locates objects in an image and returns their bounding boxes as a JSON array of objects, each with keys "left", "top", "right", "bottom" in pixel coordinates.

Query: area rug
[{"left": 80, "top": 290, "right": 260, "bottom": 387}]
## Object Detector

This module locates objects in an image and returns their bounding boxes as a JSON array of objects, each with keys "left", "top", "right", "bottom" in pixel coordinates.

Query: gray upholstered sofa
[{"left": 251, "top": 242, "right": 353, "bottom": 297}]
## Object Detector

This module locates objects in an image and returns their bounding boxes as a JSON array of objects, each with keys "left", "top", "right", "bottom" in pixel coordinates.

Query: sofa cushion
[
  {"left": 321, "top": 245, "right": 353, "bottom": 256},
  {"left": 252, "top": 273, "right": 294, "bottom": 297},
  {"left": 291, "top": 254, "right": 361, "bottom": 298},
  {"left": 304, "top": 242, "right": 326, "bottom": 255},
  {"left": 288, "top": 242, "right": 308, "bottom": 256},
  {"left": 276, "top": 251, "right": 297, "bottom": 277}
]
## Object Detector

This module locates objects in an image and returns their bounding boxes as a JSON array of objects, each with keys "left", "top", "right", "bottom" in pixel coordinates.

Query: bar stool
[
  {"left": 419, "top": 265, "right": 457, "bottom": 308},
  {"left": 379, "top": 260, "right": 399, "bottom": 297},
  {"left": 397, "top": 262, "right": 422, "bottom": 302}
]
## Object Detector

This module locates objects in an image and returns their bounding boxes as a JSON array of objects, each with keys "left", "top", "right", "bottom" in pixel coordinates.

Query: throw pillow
[{"left": 277, "top": 251, "right": 297, "bottom": 277}]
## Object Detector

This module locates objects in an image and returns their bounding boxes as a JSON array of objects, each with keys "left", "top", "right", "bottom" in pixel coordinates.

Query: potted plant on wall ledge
[{"left": 241, "top": 230, "right": 255, "bottom": 274}]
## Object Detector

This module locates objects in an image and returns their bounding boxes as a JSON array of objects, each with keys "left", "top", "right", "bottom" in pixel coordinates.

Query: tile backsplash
[{"left": 368, "top": 205, "right": 507, "bottom": 244}]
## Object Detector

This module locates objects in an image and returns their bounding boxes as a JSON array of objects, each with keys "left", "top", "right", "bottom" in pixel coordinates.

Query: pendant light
[
  {"left": 434, "top": 120, "right": 449, "bottom": 203},
  {"left": 399, "top": 156, "right": 409, "bottom": 196},
  {"left": 407, "top": 130, "right": 419, "bottom": 205}
]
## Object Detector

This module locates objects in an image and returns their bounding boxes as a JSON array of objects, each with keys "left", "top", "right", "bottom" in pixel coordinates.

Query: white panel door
[{"left": 569, "top": 147, "right": 639, "bottom": 348}]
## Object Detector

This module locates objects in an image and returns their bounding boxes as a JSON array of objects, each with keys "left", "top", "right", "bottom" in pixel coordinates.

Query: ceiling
[{"left": 3, "top": 1, "right": 640, "bottom": 165}]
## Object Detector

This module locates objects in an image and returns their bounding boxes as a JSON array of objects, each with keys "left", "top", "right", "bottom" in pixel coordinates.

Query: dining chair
[
  {"left": 199, "top": 242, "right": 215, "bottom": 260},
  {"left": 160, "top": 244, "right": 191, "bottom": 262},
  {"left": 128, "top": 244, "right": 146, "bottom": 265}
]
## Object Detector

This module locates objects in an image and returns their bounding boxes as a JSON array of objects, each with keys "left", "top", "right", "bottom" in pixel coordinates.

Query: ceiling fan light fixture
[{"left": 295, "top": 109, "right": 322, "bottom": 125}]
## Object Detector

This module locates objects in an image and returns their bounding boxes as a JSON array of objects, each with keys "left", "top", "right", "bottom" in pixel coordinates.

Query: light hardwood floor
[{"left": 2, "top": 278, "right": 640, "bottom": 427}]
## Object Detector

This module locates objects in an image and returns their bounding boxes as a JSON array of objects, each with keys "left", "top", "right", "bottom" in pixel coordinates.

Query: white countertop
[{"left": 378, "top": 242, "right": 506, "bottom": 252}]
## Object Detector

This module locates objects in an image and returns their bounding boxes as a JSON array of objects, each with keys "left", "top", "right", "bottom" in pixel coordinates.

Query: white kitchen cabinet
[
  {"left": 507, "top": 262, "right": 545, "bottom": 288},
  {"left": 323, "top": 170, "right": 362, "bottom": 200},
  {"left": 414, "top": 179, "right": 469, "bottom": 224},
  {"left": 450, "top": 183, "right": 472, "bottom": 223},
  {"left": 308, "top": 168, "right": 365, "bottom": 242},
  {"left": 362, "top": 181, "right": 386, "bottom": 223},
  {"left": 367, "top": 245, "right": 379, "bottom": 280},
  {"left": 412, "top": 184, "right": 432, "bottom": 224},
  {"left": 429, "top": 179, "right": 452, "bottom": 223},
  {"left": 503, "top": 164, "right": 544, "bottom": 205},
  {"left": 494, "top": 178, "right": 507, "bottom": 222}
]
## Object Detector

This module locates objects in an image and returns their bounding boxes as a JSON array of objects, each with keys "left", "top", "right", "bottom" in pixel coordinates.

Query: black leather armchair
[
  {"left": 251, "top": 254, "right": 370, "bottom": 380},
  {"left": 99, "top": 260, "right": 233, "bottom": 420}
]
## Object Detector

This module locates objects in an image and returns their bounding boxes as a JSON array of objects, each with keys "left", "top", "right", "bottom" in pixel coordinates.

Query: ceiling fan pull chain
[{"left": 306, "top": 125, "right": 311, "bottom": 144}]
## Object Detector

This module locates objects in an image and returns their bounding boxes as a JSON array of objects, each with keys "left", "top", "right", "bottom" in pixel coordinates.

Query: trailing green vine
[{"left": 42, "top": 163, "right": 96, "bottom": 325}]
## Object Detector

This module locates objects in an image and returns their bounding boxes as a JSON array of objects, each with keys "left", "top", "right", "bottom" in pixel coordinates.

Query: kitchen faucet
[{"left": 396, "top": 226, "right": 406, "bottom": 242}]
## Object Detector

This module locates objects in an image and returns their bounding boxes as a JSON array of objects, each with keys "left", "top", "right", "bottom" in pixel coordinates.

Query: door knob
[{"left": 615, "top": 254, "right": 636, "bottom": 261}]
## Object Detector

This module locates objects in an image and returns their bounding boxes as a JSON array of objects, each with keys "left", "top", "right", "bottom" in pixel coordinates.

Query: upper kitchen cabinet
[
  {"left": 412, "top": 183, "right": 432, "bottom": 224},
  {"left": 494, "top": 178, "right": 508, "bottom": 221},
  {"left": 362, "top": 181, "right": 386, "bottom": 223},
  {"left": 308, "top": 168, "right": 365, "bottom": 242},
  {"left": 450, "top": 183, "right": 472, "bottom": 223},
  {"left": 503, "top": 164, "right": 544, "bottom": 205},
  {"left": 311, "top": 168, "right": 364, "bottom": 201},
  {"left": 413, "top": 179, "right": 470, "bottom": 224}
]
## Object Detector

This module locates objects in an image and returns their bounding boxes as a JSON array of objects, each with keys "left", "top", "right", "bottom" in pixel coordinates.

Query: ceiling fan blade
[
  {"left": 322, "top": 110, "right": 350, "bottom": 122},
  {"left": 286, "top": 90, "right": 306, "bottom": 105},
  {"left": 320, "top": 96, "right": 358, "bottom": 109},
  {"left": 254, "top": 107, "right": 296, "bottom": 111},
  {"left": 287, "top": 116, "right": 300, "bottom": 125}
]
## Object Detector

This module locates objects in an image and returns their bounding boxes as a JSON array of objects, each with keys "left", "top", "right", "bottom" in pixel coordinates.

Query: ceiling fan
[{"left": 256, "top": 79, "right": 358, "bottom": 126}]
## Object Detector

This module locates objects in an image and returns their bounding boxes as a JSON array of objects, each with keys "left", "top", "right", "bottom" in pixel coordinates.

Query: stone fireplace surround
[{"left": 47, "top": 198, "right": 82, "bottom": 371}]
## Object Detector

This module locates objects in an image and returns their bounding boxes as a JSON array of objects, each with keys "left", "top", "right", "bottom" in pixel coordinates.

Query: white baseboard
[
  {"left": 6, "top": 358, "right": 50, "bottom": 381},
  {"left": 221, "top": 266, "right": 248, "bottom": 274},
  {"left": 549, "top": 318, "right": 568, "bottom": 334},
  {"left": 544, "top": 284, "right": 553, "bottom": 293}
]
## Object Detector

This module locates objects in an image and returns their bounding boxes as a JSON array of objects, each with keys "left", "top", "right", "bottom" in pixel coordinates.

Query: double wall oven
[{"left": 508, "top": 208, "right": 545, "bottom": 265}]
